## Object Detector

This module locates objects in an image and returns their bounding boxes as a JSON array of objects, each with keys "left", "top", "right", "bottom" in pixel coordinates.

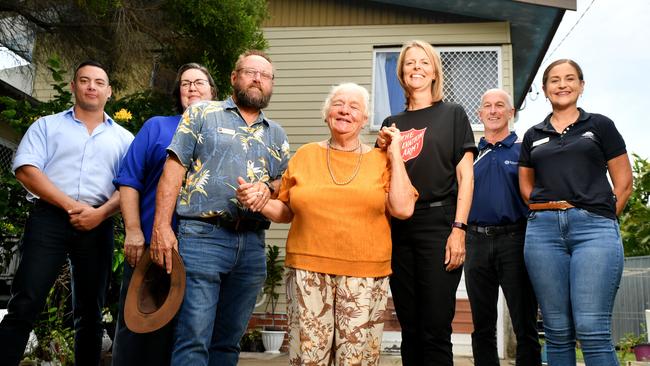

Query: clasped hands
[
  {"left": 376, "top": 123, "right": 402, "bottom": 158},
  {"left": 236, "top": 177, "right": 272, "bottom": 212}
]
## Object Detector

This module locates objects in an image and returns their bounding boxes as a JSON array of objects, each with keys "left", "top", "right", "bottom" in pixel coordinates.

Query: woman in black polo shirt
[
  {"left": 378, "top": 40, "right": 476, "bottom": 366},
  {"left": 519, "top": 59, "right": 633, "bottom": 366}
]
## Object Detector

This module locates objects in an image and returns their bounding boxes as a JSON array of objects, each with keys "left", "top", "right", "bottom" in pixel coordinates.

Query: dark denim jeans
[
  {"left": 0, "top": 201, "right": 114, "bottom": 366},
  {"left": 465, "top": 227, "right": 541, "bottom": 366},
  {"left": 111, "top": 260, "right": 174, "bottom": 366},
  {"left": 524, "top": 208, "right": 623, "bottom": 366},
  {"left": 171, "top": 219, "right": 266, "bottom": 366},
  {"left": 390, "top": 205, "right": 463, "bottom": 366}
]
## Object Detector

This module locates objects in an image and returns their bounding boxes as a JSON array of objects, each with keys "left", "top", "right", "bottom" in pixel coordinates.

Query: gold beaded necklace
[{"left": 326, "top": 139, "right": 363, "bottom": 185}]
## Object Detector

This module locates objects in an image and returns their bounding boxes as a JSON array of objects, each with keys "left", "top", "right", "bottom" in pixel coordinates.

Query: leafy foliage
[
  {"left": 28, "top": 267, "right": 75, "bottom": 365},
  {"left": 0, "top": 57, "right": 72, "bottom": 134},
  {"left": 620, "top": 154, "right": 650, "bottom": 256},
  {"left": 263, "top": 244, "right": 284, "bottom": 329},
  {"left": 0, "top": 0, "right": 268, "bottom": 96}
]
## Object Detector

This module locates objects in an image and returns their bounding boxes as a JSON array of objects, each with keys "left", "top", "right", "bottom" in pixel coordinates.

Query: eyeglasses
[
  {"left": 238, "top": 68, "right": 274, "bottom": 81},
  {"left": 180, "top": 79, "right": 210, "bottom": 90}
]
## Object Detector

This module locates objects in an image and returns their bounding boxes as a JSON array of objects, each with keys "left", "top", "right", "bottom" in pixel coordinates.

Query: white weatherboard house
[{"left": 257, "top": 0, "right": 575, "bottom": 357}]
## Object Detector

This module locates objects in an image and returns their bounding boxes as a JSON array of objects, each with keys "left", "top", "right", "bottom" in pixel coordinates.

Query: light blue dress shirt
[{"left": 12, "top": 107, "right": 134, "bottom": 206}]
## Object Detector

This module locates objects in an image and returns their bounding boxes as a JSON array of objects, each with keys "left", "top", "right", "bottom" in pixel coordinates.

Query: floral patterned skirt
[{"left": 286, "top": 268, "right": 389, "bottom": 366}]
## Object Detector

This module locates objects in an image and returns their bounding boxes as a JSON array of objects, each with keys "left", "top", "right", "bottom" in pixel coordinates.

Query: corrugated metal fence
[{"left": 612, "top": 255, "right": 650, "bottom": 343}]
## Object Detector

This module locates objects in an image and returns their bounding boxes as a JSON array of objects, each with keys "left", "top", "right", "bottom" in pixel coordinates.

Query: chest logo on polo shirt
[
  {"left": 581, "top": 131, "right": 597, "bottom": 141},
  {"left": 400, "top": 127, "right": 427, "bottom": 162}
]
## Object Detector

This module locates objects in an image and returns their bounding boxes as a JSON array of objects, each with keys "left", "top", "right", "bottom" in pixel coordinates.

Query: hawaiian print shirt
[{"left": 168, "top": 97, "right": 290, "bottom": 221}]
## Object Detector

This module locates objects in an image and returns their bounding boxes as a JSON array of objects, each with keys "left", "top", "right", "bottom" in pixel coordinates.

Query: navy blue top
[
  {"left": 519, "top": 108, "right": 626, "bottom": 219},
  {"left": 114, "top": 115, "right": 181, "bottom": 243},
  {"left": 468, "top": 132, "right": 528, "bottom": 226}
]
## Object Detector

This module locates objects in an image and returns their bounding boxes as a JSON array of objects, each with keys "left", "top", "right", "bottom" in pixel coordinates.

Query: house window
[{"left": 371, "top": 46, "right": 502, "bottom": 130}]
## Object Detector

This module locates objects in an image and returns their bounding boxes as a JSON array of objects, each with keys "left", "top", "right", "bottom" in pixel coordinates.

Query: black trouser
[
  {"left": 111, "top": 257, "right": 174, "bottom": 366},
  {"left": 390, "top": 205, "right": 463, "bottom": 366},
  {"left": 0, "top": 201, "right": 114, "bottom": 366},
  {"left": 464, "top": 227, "right": 541, "bottom": 366}
]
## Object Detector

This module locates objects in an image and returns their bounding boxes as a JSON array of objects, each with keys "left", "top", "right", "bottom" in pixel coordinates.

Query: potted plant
[
  {"left": 619, "top": 325, "right": 650, "bottom": 362},
  {"left": 260, "top": 245, "right": 285, "bottom": 353},
  {"left": 240, "top": 329, "right": 264, "bottom": 352}
]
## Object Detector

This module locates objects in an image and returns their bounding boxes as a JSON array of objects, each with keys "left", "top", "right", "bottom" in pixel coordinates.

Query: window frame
[{"left": 370, "top": 45, "right": 503, "bottom": 132}]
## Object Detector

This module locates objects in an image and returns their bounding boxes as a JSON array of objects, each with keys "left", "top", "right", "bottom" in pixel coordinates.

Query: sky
[{"left": 515, "top": 0, "right": 650, "bottom": 160}]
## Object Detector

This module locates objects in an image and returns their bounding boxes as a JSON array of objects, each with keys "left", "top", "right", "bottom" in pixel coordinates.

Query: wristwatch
[
  {"left": 451, "top": 221, "right": 467, "bottom": 231},
  {"left": 263, "top": 180, "right": 275, "bottom": 194}
]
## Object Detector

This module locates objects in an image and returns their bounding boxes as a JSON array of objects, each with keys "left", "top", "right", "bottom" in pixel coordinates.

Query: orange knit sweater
[{"left": 278, "top": 142, "right": 392, "bottom": 277}]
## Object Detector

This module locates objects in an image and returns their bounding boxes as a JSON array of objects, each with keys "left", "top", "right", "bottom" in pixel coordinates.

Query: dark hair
[
  {"left": 172, "top": 63, "right": 218, "bottom": 113},
  {"left": 74, "top": 60, "right": 109, "bottom": 82},
  {"left": 234, "top": 50, "right": 273, "bottom": 75},
  {"left": 542, "top": 59, "right": 584, "bottom": 87}
]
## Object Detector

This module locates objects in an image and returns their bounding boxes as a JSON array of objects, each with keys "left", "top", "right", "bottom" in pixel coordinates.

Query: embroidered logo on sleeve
[{"left": 400, "top": 128, "right": 427, "bottom": 162}]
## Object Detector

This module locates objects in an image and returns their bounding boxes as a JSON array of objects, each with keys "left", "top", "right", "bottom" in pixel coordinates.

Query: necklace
[{"left": 326, "top": 139, "right": 363, "bottom": 185}]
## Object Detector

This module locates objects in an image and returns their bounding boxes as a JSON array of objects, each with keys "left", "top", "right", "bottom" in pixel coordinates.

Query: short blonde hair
[
  {"left": 321, "top": 82, "right": 370, "bottom": 121},
  {"left": 396, "top": 40, "right": 445, "bottom": 104}
]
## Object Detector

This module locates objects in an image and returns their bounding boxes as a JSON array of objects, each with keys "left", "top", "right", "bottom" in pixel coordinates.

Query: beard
[{"left": 234, "top": 83, "right": 272, "bottom": 110}]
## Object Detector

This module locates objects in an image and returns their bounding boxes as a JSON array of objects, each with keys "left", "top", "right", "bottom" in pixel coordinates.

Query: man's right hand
[
  {"left": 150, "top": 224, "right": 178, "bottom": 274},
  {"left": 124, "top": 229, "right": 146, "bottom": 267},
  {"left": 68, "top": 202, "right": 104, "bottom": 231}
]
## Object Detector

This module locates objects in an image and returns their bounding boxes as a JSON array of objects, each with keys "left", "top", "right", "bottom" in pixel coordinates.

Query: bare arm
[
  {"left": 445, "top": 151, "right": 474, "bottom": 271},
  {"left": 120, "top": 186, "right": 145, "bottom": 266},
  {"left": 260, "top": 199, "right": 294, "bottom": 223},
  {"left": 608, "top": 154, "right": 633, "bottom": 216},
  {"left": 382, "top": 125, "right": 417, "bottom": 219},
  {"left": 518, "top": 167, "right": 535, "bottom": 204},
  {"left": 17, "top": 165, "right": 120, "bottom": 230},
  {"left": 151, "top": 155, "right": 186, "bottom": 273},
  {"left": 15, "top": 165, "right": 80, "bottom": 211}
]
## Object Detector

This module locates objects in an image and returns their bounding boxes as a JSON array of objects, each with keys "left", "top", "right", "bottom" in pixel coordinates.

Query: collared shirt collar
[
  {"left": 534, "top": 107, "right": 590, "bottom": 133},
  {"left": 66, "top": 106, "right": 115, "bottom": 125},
  {"left": 224, "top": 96, "right": 270, "bottom": 126},
  {"left": 478, "top": 131, "right": 517, "bottom": 150}
]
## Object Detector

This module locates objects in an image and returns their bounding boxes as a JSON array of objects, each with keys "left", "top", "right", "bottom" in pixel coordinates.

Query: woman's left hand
[
  {"left": 444, "top": 228, "right": 466, "bottom": 271},
  {"left": 381, "top": 124, "right": 402, "bottom": 160}
]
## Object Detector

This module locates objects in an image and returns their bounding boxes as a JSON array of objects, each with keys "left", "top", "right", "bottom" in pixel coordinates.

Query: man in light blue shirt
[{"left": 0, "top": 60, "right": 133, "bottom": 366}]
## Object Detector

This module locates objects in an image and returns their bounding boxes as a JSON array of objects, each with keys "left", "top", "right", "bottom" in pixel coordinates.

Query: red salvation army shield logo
[{"left": 400, "top": 128, "right": 427, "bottom": 162}]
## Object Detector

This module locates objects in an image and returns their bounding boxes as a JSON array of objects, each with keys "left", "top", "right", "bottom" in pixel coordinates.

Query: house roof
[
  {"left": 369, "top": 0, "right": 575, "bottom": 108},
  {"left": 0, "top": 78, "right": 38, "bottom": 105}
]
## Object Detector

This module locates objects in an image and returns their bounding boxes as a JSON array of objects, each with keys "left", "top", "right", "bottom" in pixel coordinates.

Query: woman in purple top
[{"left": 111, "top": 63, "right": 217, "bottom": 366}]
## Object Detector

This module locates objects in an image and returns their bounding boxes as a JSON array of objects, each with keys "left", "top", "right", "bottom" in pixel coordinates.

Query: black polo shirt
[
  {"left": 519, "top": 108, "right": 626, "bottom": 219},
  {"left": 469, "top": 132, "right": 528, "bottom": 226}
]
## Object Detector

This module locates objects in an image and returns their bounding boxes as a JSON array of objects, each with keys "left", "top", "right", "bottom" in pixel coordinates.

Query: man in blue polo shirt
[
  {"left": 465, "top": 89, "right": 540, "bottom": 366},
  {"left": 0, "top": 60, "right": 133, "bottom": 366}
]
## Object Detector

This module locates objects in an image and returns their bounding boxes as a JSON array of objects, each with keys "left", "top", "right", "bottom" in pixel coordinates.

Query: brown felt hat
[{"left": 124, "top": 248, "right": 186, "bottom": 333}]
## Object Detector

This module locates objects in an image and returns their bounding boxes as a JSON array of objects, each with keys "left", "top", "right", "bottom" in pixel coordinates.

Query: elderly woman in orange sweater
[{"left": 237, "top": 82, "right": 417, "bottom": 365}]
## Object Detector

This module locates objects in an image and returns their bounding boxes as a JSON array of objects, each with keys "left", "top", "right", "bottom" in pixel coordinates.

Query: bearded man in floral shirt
[{"left": 150, "top": 50, "right": 289, "bottom": 366}]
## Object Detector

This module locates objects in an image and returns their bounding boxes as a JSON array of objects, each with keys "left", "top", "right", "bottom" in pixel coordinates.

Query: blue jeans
[
  {"left": 171, "top": 219, "right": 266, "bottom": 366},
  {"left": 524, "top": 208, "right": 623, "bottom": 366}
]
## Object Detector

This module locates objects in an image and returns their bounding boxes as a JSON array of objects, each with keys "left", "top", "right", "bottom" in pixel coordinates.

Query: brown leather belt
[{"left": 529, "top": 201, "right": 575, "bottom": 211}]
